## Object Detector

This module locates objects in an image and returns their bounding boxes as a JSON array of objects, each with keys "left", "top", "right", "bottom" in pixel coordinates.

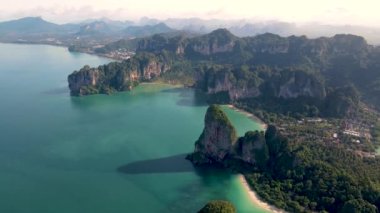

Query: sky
[{"left": 0, "top": 0, "right": 380, "bottom": 26}]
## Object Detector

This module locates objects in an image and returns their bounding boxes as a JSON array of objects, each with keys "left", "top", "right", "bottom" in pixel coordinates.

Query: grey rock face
[
  {"left": 188, "top": 105, "right": 237, "bottom": 165},
  {"left": 68, "top": 66, "right": 99, "bottom": 96},
  {"left": 68, "top": 56, "right": 171, "bottom": 96}
]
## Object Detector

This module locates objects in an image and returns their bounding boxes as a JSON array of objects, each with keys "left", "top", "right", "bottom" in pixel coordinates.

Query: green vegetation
[
  {"left": 189, "top": 105, "right": 238, "bottom": 165},
  {"left": 205, "top": 104, "right": 237, "bottom": 143},
  {"left": 123, "top": 23, "right": 174, "bottom": 38},
  {"left": 69, "top": 29, "right": 380, "bottom": 118},
  {"left": 68, "top": 52, "right": 169, "bottom": 96},
  {"left": 206, "top": 105, "right": 233, "bottom": 126},
  {"left": 237, "top": 131, "right": 269, "bottom": 170},
  {"left": 69, "top": 29, "right": 380, "bottom": 212},
  {"left": 372, "top": 122, "right": 380, "bottom": 148},
  {"left": 94, "top": 38, "right": 141, "bottom": 54},
  {"left": 198, "top": 200, "right": 236, "bottom": 213},
  {"left": 244, "top": 131, "right": 380, "bottom": 212},
  {"left": 323, "top": 85, "right": 360, "bottom": 117},
  {"left": 227, "top": 124, "right": 380, "bottom": 212},
  {"left": 189, "top": 105, "right": 380, "bottom": 212},
  {"left": 341, "top": 199, "right": 378, "bottom": 213}
]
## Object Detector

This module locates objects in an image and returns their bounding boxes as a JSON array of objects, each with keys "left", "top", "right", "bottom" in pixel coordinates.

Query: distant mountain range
[
  {"left": 0, "top": 17, "right": 78, "bottom": 35},
  {"left": 123, "top": 23, "right": 175, "bottom": 38},
  {"left": 0, "top": 17, "right": 175, "bottom": 42},
  {"left": 1, "top": 16, "right": 380, "bottom": 44}
]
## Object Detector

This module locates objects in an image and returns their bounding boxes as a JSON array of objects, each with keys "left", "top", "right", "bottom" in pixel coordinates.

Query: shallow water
[{"left": 0, "top": 43, "right": 266, "bottom": 213}]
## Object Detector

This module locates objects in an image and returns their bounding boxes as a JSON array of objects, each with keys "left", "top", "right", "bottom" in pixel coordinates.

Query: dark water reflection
[
  {"left": 117, "top": 154, "right": 194, "bottom": 174},
  {"left": 117, "top": 154, "right": 237, "bottom": 213},
  {"left": 161, "top": 87, "right": 208, "bottom": 107},
  {"left": 42, "top": 87, "right": 69, "bottom": 95}
]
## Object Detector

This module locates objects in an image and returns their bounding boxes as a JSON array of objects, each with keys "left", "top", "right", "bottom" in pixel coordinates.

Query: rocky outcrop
[
  {"left": 200, "top": 67, "right": 325, "bottom": 102},
  {"left": 276, "top": 70, "right": 326, "bottom": 99},
  {"left": 141, "top": 59, "right": 170, "bottom": 80},
  {"left": 137, "top": 34, "right": 187, "bottom": 55},
  {"left": 186, "top": 29, "right": 237, "bottom": 56},
  {"left": 187, "top": 105, "right": 273, "bottom": 168},
  {"left": 191, "top": 41, "right": 235, "bottom": 55},
  {"left": 248, "top": 33, "right": 290, "bottom": 54},
  {"left": 68, "top": 65, "right": 100, "bottom": 96},
  {"left": 202, "top": 69, "right": 260, "bottom": 101},
  {"left": 235, "top": 131, "right": 269, "bottom": 166},
  {"left": 68, "top": 28, "right": 377, "bottom": 113},
  {"left": 68, "top": 53, "right": 171, "bottom": 96},
  {"left": 187, "top": 105, "right": 237, "bottom": 165}
]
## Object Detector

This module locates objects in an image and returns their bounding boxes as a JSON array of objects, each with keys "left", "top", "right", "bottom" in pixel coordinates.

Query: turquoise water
[{"left": 0, "top": 43, "right": 266, "bottom": 213}]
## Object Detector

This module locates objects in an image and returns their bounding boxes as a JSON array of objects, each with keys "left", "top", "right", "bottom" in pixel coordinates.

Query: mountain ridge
[{"left": 67, "top": 28, "right": 377, "bottom": 117}]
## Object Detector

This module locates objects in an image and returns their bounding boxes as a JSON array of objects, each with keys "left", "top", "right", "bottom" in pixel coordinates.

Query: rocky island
[
  {"left": 187, "top": 105, "right": 238, "bottom": 165},
  {"left": 187, "top": 105, "right": 269, "bottom": 170}
]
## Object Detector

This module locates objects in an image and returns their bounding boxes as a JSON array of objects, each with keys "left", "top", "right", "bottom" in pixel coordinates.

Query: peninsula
[
  {"left": 67, "top": 29, "right": 380, "bottom": 212},
  {"left": 188, "top": 105, "right": 379, "bottom": 212}
]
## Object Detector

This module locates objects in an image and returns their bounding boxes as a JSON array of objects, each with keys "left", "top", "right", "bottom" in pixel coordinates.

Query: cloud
[
  {"left": 205, "top": 8, "right": 227, "bottom": 18},
  {"left": 0, "top": 0, "right": 380, "bottom": 27},
  {"left": 2, "top": 6, "right": 133, "bottom": 23}
]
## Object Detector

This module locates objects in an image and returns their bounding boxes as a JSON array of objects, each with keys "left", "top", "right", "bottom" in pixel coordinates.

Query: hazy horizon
[{"left": 1, "top": 0, "right": 380, "bottom": 27}]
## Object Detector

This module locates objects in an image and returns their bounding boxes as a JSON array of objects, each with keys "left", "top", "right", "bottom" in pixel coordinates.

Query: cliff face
[
  {"left": 68, "top": 28, "right": 378, "bottom": 114},
  {"left": 185, "top": 29, "right": 237, "bottom": 56},
  {"left": 68, "top": 53, "right": 171, "bottom": 96},
  {"left": 187, "top": 105, "right": 271, "bottom": 167},
  {"left": 187, "top": 105, "right": 273, "bottom": 168},
  {"left": 248, "top": 33, "right": 290, "bottom": 54},
  {"left": 137, "top": 34, "right": 188, "bottom": 55},
  {"left": 141, "top": 60, "right": 170, "bottom": 80},
  {"left": 187, "top": 105, "right": 237, "bottom": 165},
  {"left": 200, "top": 67, "right": 325, "bottom": 101},
  {"left": 276, "top": 70, "right": 326, "bottom": 99},
  {"left": 190, "top": 41, "right": 235, "bottom": 55},
  {"left": 68, "top": 65, "right": 100, "bottom": 96},
  {"left": 202, "top": 69, "right": 260, "bottom": 101},
  {"left": 246, "top": 34, "right": 369, "bottom": 59},
  {"left": 235, "top": 131, "right": 269, "bottom": 166}
]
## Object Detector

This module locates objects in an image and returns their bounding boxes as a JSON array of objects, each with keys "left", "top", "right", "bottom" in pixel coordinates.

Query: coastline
[
  {"left": 226, "top": 104, "right": 268, "bottom": 130},
  {"left": 0, "top": 41, "right": 122, "bottom": 61},
  {"left": 226, "top": 104, "right": 283, "bottom": 212},
  {"left": 2, "top": 42, "right": 278, "bottom": 212},
  {"left": 239, "top": 175, "right": 285, "bottom": 213}
]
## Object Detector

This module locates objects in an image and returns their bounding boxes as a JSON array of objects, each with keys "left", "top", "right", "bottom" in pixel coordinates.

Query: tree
[
  {"left": 198, "top": 200, "right": 236, "bottom": 213},
  {"left": 341, "top": 199, "right": 378, "bottom": 213}
]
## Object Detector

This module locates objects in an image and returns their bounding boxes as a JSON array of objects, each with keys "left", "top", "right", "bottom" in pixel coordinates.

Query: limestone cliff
[
  {"left": 137, "top": 34, "right": 188, "bottom": 55},
  {"left": 68, "top": 65, "right": 100, "bottom": 96},
  {"left": 235, "top": 131, "right": 269, "bottom": 168},
  {"left": 68, "top": 28, "right": 376, "bottom": 114},
  {"left": 200, "top": 67, "right": 325, "bottom": 102},
  {"left": 68, "top": 53, "right": 171, "bottom": 96},
  {"left": 187, "top": 105, "right": 237, "bottom": 165},
  {"left": 202, "top": 69, "right": 261, "bottom": 101},
  {"left": 187, "top": 105, "right": 272, "bottom": 168},
  {"left": 186, "top": 29, "right": 237, "bottom": 56},
  {"left": 275, "top": 70, "right": 326, "bottom": 99}
]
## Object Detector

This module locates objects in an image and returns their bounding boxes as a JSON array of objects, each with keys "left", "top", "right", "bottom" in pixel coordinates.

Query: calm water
[{"left": 0, "top": 43, "right": 266, "bottom": 213}]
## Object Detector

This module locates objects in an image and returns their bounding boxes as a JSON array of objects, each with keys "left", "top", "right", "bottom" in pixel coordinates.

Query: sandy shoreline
[
  {"left": 226, "top": 104, "right": 268, "bottom": 130},
  {"left": 226, "top": 104, "right": 283, "bottom": 212},
  {"left": 239, "top": 175, "right": 285, "bottom": 213}
]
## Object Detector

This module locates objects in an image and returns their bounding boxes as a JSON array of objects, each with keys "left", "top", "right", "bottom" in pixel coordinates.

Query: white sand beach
[
  {"left": 226, "top": 105, "right": 268, "bottom": 130},
  {"left": 239, "top": 175, "right": 285, "bottom": 213}
]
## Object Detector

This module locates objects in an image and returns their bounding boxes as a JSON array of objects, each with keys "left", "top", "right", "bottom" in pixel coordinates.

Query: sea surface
[{"left": 0, "top": 43, "right": 266, "bottom": 213}]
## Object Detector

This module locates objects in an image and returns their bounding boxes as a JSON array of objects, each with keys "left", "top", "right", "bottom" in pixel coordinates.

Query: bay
[{"left": 0, "top": 43, "right": 266, "bottom": 213}]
